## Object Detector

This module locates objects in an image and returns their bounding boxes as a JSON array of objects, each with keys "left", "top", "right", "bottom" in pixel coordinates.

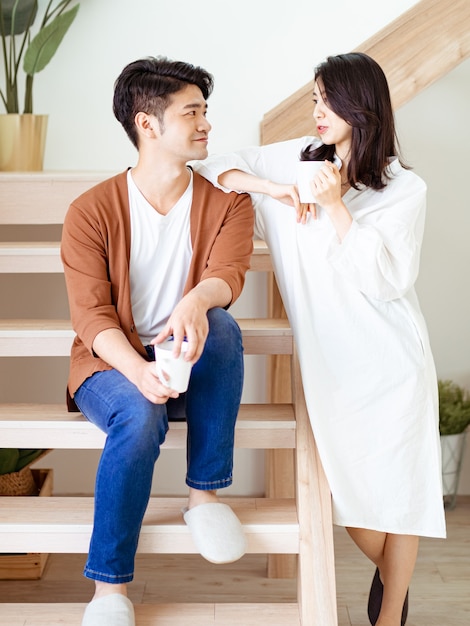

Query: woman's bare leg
[{"left": 347, "top": 527, "right": 418, "bottom": 625}]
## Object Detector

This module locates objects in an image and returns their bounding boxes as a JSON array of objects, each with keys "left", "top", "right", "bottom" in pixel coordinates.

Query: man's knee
[
  {"left": 107, "top": 399, "right": 168, "bottom": 454},
  {"left": 206, "top": 307, "right": 242, "bottom": 350}
]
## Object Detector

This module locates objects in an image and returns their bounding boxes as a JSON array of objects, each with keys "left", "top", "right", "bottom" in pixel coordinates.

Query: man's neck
[{"left": 131, "top": 159, "right": 191, "bottom": 216}]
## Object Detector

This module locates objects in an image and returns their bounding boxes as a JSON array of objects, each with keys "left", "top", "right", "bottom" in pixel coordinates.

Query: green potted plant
[
  {"left": 0, "top": 0, "right": 80, "bottom": 170},
  {"left": 0, "top": 448, "right": 49, "bottom": 495},
  {"left": 438, "top": 379, "right": 470, "bottom": 509}
]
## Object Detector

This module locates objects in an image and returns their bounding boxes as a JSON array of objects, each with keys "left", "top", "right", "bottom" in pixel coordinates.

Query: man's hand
[
  {"left": 133, "top": 359, "right": 180, "bottom": 404},
  {"left": 153, "top": 293, "right": 209, "bottom": 363},
  {"left": 153, "top": 277, "right": 232, "bottom": 363},
  {"left": 92, "top": 328, "right": 180, "bottom": 404}
]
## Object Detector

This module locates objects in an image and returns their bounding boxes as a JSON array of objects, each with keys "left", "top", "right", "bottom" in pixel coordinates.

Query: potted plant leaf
[
  {"left": 0, "top": 448, "right": 49, "bottom": 495},
  {"left": 438, "top": 379, "right": 470, "bottom": 509},
  {"left": 0, "top": 0, "right": 80, "bottom": 170}
]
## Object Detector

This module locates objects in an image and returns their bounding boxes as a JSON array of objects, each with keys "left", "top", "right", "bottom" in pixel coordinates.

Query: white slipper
[
  {"left": 81, "top": 593, "right": 135, "bottom": 626},
  {"left": 183, "top": 502, "right": 247, "bottom": 564}
]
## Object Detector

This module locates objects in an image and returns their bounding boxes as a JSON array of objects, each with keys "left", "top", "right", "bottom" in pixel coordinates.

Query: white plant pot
[{"left": 441, "top": 431, "right": 467, "bottom": 509}]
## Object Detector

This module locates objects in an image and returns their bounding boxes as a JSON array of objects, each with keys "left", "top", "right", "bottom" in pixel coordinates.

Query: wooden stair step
[
  {"left": 0, "top": 172, "right": 110, "bottom": 225},
  {"left": 238, "top": 318, "right": 292, "bottom": 354},
  {"left": 250, "top": 239, "right": 273, "bottom": 272},
  {"left": 0, "top": 403, "right": 295, "bottom": 449},
  {"left": 0, "top": 318, "right": 293, "bottom": 356},
  {"left": 0, "top": 602, "right": 300, "bottom": 625},
  {"left": 0, "top": 239, "right": 271, "bottom": 273},
  {"left": 0, "top": 242, "right": 63, "bottom": 273},
  {"left": 0, "top": 497, "right": 298, "bottom": 555}
]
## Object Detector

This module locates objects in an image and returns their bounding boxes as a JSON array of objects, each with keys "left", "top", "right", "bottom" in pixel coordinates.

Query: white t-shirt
[{"left": 128, "top": 168, "right": 193, "bottom": 345}]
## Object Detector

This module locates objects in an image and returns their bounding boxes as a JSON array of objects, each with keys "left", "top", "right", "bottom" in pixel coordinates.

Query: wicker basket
[
  {"left": 0, "top": 450, "right": 51, "bottom": 496},
  {"left": 0, "top": 468, "right": 53, "bottom": 579},
  {"left": 0, "top": 465, "right": 38, "bottom": 495}
]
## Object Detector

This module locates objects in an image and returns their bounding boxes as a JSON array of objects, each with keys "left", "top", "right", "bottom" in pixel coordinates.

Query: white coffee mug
[
  {"left": 296, "top": 160, "right": 325, "bottom": 203},
  {"left": 154, "top": 338, "right": 192, "bottom": 393}
]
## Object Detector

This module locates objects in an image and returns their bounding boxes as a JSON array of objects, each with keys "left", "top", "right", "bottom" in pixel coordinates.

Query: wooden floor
[{"left": 0, "top": 498, "right": 468, "bottom": 625}]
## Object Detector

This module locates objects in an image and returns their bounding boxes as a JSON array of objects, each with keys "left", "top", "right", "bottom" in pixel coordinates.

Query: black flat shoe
[
  {"left": 367, "top": 567, "right": 409, "bottom": 625},
  {"left": 367, "top": 567, "right": 383, "bottom": 625},
  {"left": 402, "top": 588, "right": 409, "bottom": 625}
]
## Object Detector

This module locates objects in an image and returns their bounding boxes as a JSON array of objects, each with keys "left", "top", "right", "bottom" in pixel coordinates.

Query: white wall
[
  {"left": 39, "top": 0, "right": 417, "bottom": 170},
  {"left": 396, "top": 59, "right": 470, "bottom": 493},
  {"left": 3, "top": 0, "right": 469, "bottom": 495}
]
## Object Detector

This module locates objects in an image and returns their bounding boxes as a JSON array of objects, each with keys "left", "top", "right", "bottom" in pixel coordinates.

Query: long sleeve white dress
[{"left": 195, "top": 137, "right": 446, "bottom": 538}]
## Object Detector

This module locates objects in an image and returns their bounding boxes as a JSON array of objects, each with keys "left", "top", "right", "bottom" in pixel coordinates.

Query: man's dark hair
[{"left": 113, "top": 56, "right": 214, "bottom": 148}]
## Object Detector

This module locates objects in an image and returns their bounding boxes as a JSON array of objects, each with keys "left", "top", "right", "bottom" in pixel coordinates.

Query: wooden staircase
[{"left": 0, "top": 172, "right": 337, "bottom": 625}]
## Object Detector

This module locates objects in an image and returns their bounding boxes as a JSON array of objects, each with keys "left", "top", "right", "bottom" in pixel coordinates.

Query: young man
[{"left": 61, "top": 57, "right": 254, "bottom": 626}]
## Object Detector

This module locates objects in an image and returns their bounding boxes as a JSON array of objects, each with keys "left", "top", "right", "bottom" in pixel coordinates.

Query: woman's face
[{"left": 312, "top": 80, "right": 352, "bottom": 160}]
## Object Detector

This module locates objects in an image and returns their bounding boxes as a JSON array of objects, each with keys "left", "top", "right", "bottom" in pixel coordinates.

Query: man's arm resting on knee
[{"left": 154, "top": 277, "right": 232, "bottom": 363}]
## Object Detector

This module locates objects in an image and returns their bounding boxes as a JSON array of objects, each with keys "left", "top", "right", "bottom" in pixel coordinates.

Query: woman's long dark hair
[{"left": 301, "top": 52, "right": 406, "bottom": 190}]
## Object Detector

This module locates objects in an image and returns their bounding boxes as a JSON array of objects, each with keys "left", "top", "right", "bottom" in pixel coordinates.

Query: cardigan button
[{"left": 130, "top": 324, "right": 135, "bottom": 333}]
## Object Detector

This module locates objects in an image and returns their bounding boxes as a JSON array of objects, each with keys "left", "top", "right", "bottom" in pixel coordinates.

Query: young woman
[{"left": 196, "top": 52, "right": 446, "bottom": 626}]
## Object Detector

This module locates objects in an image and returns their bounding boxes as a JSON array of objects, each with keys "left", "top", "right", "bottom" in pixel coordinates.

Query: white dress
[{"left": 196, "top": 137, "right": 446, "bottom": 538}]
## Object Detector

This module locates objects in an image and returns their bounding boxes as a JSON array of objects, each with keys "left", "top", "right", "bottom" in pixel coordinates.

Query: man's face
[{"left": 154, "top": 84, "right": 212, "bottom": 163}]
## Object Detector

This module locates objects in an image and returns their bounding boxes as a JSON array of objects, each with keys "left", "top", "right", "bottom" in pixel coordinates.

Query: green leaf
[
  {"left": 0, "top": 448, "right": 47, "bottom": 474},
  {"left": 1, "top": 0, "right": 37, "bottom": 36},
  {"left": 0, "top": 448, "right": 20, "bottom": 474},
  {"left": 22, "top": 3, "right": 79, "bottom": 75},
  {"left": 438, "top": 379, "right": 470, "bottom": 435},
  {"left": 15, "top": 448, "right": 47, "bottom": 471}
]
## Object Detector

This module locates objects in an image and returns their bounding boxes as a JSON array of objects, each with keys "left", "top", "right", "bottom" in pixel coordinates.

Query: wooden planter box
[{"left": 0, "top": 468, "right": 53, "bottom": 580}]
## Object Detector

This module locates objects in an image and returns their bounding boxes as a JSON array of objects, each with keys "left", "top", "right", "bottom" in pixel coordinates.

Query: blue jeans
[{"left": 73, "top": 307, "right": 244, "bottom": 583}]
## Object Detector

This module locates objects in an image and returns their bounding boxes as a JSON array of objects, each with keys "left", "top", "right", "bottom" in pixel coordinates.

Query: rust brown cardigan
[{"left": 61, "top": 169, "right": 254, "bottom": 407}]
